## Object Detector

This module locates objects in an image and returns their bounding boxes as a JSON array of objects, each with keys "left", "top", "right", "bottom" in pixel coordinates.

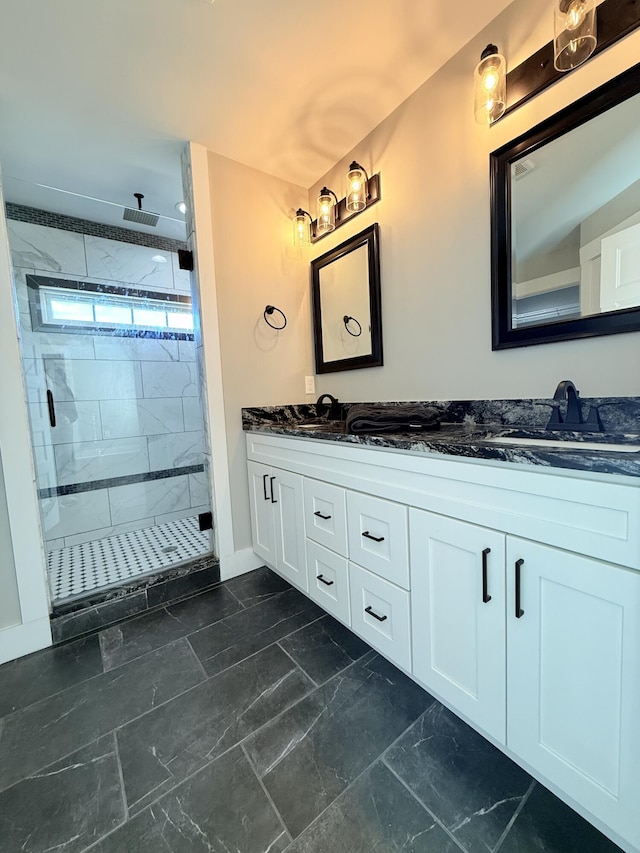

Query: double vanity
[{"left": 244, "top": 398, "right": 640, "bottom": 852}]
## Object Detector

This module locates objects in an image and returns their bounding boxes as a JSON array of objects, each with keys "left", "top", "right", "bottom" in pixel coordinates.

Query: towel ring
[
  {"left": 343, "top": 315, "right": 362, "bottom": 337},
  {"left": 264, "top": 305, "right": 287, "bottom": 330}
]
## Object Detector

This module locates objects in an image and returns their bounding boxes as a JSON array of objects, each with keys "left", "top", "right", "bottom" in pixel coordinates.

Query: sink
[
  {"left": 483, "top": 436, "right": 640, "bottom": 453},
  {"left": 291, "top": 422, "right": 345, "bottom": 432}
]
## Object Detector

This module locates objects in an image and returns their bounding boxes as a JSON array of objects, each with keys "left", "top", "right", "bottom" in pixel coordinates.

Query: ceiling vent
[
  {"left": 123, "top": 192, "right": 159, "bottom": 227},
  {"left": 512, "top": 159, "right": 536, "bottom": 180}
]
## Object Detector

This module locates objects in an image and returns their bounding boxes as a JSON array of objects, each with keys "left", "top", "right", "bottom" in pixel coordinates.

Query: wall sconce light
[
  {"left": 316, "top": 187, "right": 340, "bottom": 235},
  {"left": 474, "top": 44, "right": 507, "bottom": 125},
  {"left": 291, "top": 165, "right": 381, "bottom": 246},
  {"left": 554, "top": 0, "right": 597, "bottom": 71},
  {"left": 345, "top": 162, "right": 369, "bottom": 212},
  {"left": 293, "top": 208, "right": 313, "bottom": 247}
]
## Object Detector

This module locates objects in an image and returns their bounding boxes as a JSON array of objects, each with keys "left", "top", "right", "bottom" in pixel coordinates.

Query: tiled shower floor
[{"left": 48, "top": 516, "right": 211, "bottom": 601}]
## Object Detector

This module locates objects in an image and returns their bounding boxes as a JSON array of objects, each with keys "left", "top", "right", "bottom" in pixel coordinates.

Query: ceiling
[{"left": 0, "top": 0, "right": 514, "bottom": 238}]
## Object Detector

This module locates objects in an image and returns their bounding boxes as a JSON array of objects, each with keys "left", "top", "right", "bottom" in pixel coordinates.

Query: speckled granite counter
[{"left": 242, "top": 398, "right": 640, "bottom": 479}]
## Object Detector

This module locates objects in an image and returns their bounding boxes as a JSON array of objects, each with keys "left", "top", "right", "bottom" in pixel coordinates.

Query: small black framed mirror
[
  {"left": 311, "top": 223, "right": 383, "bottom": 373},
  {"left": 491, "top": 60, "right": 640, "bottom": 350}
]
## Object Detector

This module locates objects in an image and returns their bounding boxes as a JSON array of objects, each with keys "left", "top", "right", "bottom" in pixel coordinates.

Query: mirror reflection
[
  {"left": 311, "top": 224, "right": 382, "bottom": 374},
  {"left": 511, "top": 88, "right": 640, "bottom": 330}
]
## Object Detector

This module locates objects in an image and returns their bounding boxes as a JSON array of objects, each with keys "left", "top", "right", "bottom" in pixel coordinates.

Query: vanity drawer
[
  {"left": 306, "top": 540, "right": 350, "bottom": 625},
  {"left": 304, "top": 479, "right": 348, "bottom": 555},
  {"left": 349, "top": 562, "right": 411, "bottom": 672},
  {"left": 347, "top": 492, "right": 409, "bottom": 588}
]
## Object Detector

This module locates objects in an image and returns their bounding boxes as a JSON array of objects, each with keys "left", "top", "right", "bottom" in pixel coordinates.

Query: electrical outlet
[{"left": 305, "top": 375, "right": 316, "bottom": 395}]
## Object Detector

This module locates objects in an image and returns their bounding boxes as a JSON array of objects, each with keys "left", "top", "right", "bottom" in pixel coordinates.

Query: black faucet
[
  {"left": 546, "top": 380, "right": 603, "bottom": 432},
  {"left": 316, "top": 393, "right": 342, "bottom": 421}
]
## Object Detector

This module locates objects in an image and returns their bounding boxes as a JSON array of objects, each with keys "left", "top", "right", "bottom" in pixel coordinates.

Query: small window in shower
[{"left": 27, "top": 275, "right": 194, "bottom": 339}]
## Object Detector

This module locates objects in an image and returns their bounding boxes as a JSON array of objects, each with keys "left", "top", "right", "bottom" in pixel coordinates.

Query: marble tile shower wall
[{"left": 7, "top": 218, "right": 210, "bottom": 551}]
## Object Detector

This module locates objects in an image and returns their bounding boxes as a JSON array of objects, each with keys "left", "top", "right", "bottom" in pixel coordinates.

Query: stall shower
[{"left": 7, "top": 204, "right": 212, "bottom": 604}]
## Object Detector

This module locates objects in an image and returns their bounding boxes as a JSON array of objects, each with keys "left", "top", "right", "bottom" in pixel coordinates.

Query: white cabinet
[
  {"left": 347, "top": 492, "right": 409, "bottom": 589},
  {"left": 506, "top": 538, "right": 640, "bottom": 849},
  {"left": 247, "top": 461, "right": 307, "bottom": 591},
  {"left": 306, "top": 540, "right": 351, "bottom": 625},
  {"left": 410, "top": 510, "right": 506, "bottom": 743},
  {"left": 303, "top": 479, "right": 347, "bottom": 555}
]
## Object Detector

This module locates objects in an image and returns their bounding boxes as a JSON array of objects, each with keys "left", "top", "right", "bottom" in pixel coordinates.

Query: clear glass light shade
[
  {"left": 293, "top": 212, "right": 310, "bottom": 247},
  {"left": 474, "top": 50, "right": 506, "bottom": 125},
  {"left": 554, "top": 0, "right": 596, "bottom": 71},
  {"left": 316, "top": 191, "right": 336, "bottom": 234},
  {"left": 346, "top": 165, "right": 368, "bottom": 212}
]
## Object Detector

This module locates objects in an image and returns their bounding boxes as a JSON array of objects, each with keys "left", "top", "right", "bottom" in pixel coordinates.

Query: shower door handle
[{"left": 46, "top": 390, "right": 56, "bottom": 428}]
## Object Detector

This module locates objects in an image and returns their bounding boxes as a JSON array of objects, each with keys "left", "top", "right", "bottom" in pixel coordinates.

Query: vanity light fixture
[
  {"left": 316, "top": 187, "right": 340, "bottom": 235},
  {"left": 474, "top": 44, "right": 506, "bottom": 125},
  {"left": 345, "top": 162, "right": 369, "bottom": 212},
  {"left": 554, "top": 0, "right": 597, "bottom": 71},
  {"left": 175, "top": 201, "right": 187, "bottom": 215},
  {"left": 293, "top": 208, "right": 313, "bottom": 247}
]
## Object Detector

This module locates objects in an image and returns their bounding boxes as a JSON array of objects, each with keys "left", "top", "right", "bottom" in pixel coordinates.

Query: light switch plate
[{"left": 305, "top": 375, "right": 316, "bottom": 395}]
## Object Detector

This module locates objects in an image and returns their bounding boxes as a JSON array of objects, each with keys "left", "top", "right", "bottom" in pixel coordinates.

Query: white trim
[
  {"left": 0, "top": 172, "right": 51, "bottom": 658},
  {"left": 0, "top": 617, "right": 52, "bottom": 665},
  {"left": 185, "top": 143, "right": 236, "bottom": 566},
  {"left": 220, "top": 547, "right": 264, "bottom": 581}
]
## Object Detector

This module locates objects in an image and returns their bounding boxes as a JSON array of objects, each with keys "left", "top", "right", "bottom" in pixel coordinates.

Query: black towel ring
[
  {"left": 343, "top": 315, "right": 362, "bottom": 337},
  {"left": 264, "top": 305, "right": 287, "bottom": 330}
]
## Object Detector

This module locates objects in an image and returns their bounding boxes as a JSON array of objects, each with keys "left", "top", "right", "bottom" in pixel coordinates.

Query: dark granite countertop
[{"left": 242, "top": 399, "right": 640, "bottom": 479}]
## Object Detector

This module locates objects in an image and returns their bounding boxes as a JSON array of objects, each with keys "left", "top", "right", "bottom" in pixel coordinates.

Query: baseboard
[
  {"left": 220, "top": 547, "right": 264, "bottom": 581},
  {"left": 0, "top": 617, "right": 52, "bottom": 664}
]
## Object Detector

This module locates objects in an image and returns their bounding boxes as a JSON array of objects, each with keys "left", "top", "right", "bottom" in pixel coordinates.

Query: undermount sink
[
  {"left": 292, "top": 422, "right": 345, "bottom": 432},
  {"left": 483, "top": 436, "right": 640, "bottom": 453}
]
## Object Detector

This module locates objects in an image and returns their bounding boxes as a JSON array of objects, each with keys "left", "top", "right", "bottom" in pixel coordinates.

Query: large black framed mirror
[
  {"left": 491, "top": 60, "right": 640, "bottom": 350},
  {"left": 311, "top": 223, "right": 383, "bottom": 373}
]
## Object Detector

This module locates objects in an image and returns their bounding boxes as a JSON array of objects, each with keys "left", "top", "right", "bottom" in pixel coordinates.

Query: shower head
[{"left": 123, "top": 192, "right": 159, "bottom": 227}]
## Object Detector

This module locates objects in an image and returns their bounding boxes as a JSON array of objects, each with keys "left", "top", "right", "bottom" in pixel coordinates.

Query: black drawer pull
[
  {"left": 317, "top": 574, "right": 334, "bottom": 586},
  {"left": 46, "top": 389, "right": 56, "bottom": 428},
  {"left": 314, "top": 511, "right": 332, "bottom": 520},
  {"left": 365, "top": 605, "right": 387, "bottom": 622},
  {"left": 262, "top": 474, "right": 269, "bottom": 501},
  {"left": 515, "top": 559, "right": 524, "bottom": 618},
  {"left": 270, "top": 476, "right": 277, "bottom": 503},
  {"left": 362, "top": 531, "right": 384, "bottom": 543},
  {"left": 482, "top": 548, "right": 492, "bottom": 603}
]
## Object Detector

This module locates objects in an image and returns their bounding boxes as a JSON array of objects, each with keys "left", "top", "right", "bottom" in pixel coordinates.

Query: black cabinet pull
[
  {"left": 317, "top": 574, "right": 334, "bottom": 586},
  {"left": 482, "top": 548, "right": 492, "bottom": 603},
  {"left": 515, "top": 559, "right": 525, "bottom": 618},
  {"left": 46, "top": 390, "right": 56, "bottom": 428},
  {"left": 262, "top": 474, "right": 269, "bottom": 501},
  {"left": 362, "top": 531, "right": 384, "bottom": 543},
  {"left": 269, "top": 476, "right": 277, "bottom": 503},
  {"left": 365, "top": 605, "right": 387, "bottom": 622},
  {"left": 314, "top": 511, "right": 332, "bottom": 520}
]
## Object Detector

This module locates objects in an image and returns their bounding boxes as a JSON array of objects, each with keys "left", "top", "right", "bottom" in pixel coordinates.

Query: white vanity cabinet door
[
  {"left": 506, "top": 538, "right": 640, "bottom": 850},
  {"left": 303, "top": 479, "right": 348, "bottom": 555},
  {"left": 272, "top": 467, "right": 308, "bottom": 592},
  {"left": 248, "top": 461, "right": 276, "bottom": 565},
  {"left": 410, "top": 510, "right": 507, "bottom": 743},
  {"left": 306, "top": 540, "right": 350, "bottom": 625},
  {"left": 347, "top": 492, "right": 409, "bottom": 588}
]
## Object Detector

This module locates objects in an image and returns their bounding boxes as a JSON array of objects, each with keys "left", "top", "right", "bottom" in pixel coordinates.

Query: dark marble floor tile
[
  {"left": 499, "top": 783, "right": 623, "bottom": 853},
  {"left": 50, "top": 590, "right": 148, "bottom": 644},
  {"left": 244, "top": 652, "right": 434, "bottom": 839},
  {"left": 0, "top": 634, "right": 103, "bottom": 717},
  {"left": 225, "top": 565, "right": 292, "bottom": 606},
  {"left": 287, "top": 761, "right": 460, "bottom": 853},
  {"left": 117, "top": 643, "right": 314, "bottom": 813},
  {"left": 99, "top": 607, "right": 194, "bottom": 671},
  {"left": 188, "top": 588, "right": 323, "bottom": 677},
  {"left": 0, "top": 735, "right": 124, "bottom": 853},
  {"left": 147, "top": 564, "right": 220, "bottom": 608},
  {"left": 90, "top": 747, "right": 289, "bottom": 853},
  {"left": 279, "top": 614, "right": 371, "bottom": 685},
  {"left": 385, "top": 702, "right": 532, "bottom": 853},
  {"left": 0, "top": 638, "right": 204, "bottom": 792},
  {"left": 165, "top": 584, "right": 244, "bottom": 631}
]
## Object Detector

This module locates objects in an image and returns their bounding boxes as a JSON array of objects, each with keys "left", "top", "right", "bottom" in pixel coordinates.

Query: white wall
[
  {"left": 309, "top": 0, "right": 640, "bottom": 402},
  {"left": 0, "top": 451, "right": 21, "bottom": 631}
]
